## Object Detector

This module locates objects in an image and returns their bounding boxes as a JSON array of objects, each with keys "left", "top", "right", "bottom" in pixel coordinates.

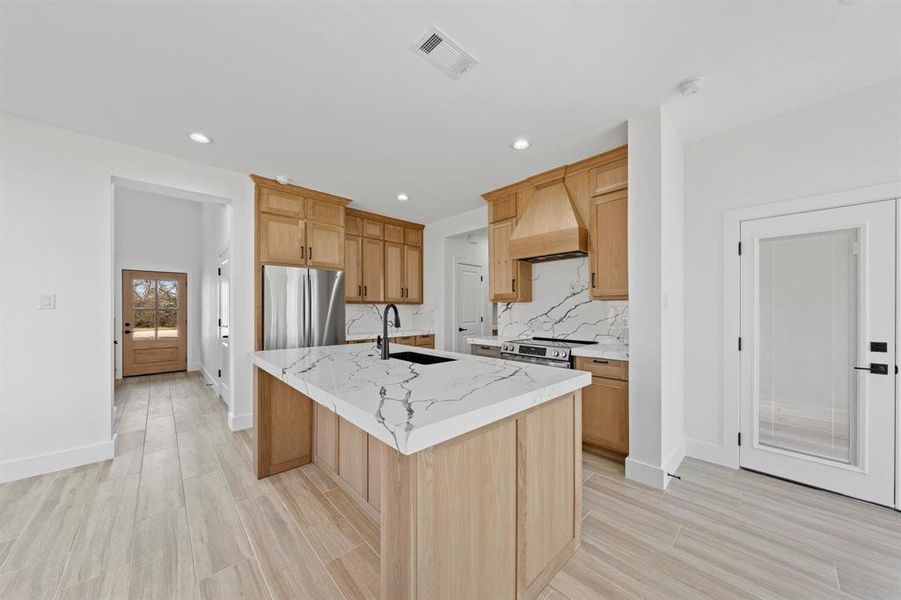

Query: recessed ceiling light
[
  {"left": 678, "top": 77, "right": 706, "bottom": 96},
  {"left": 397, "top": 193, "right": 409, "bottom": 202},
  {"left": 275, "top": 175, "right": 289, "bottom": 185},
  {"left": 511, "top": 138, "right": 531, "bottom": 151},
  {"left": 189, "top": 131, "right": 212, "bottom": 144}
]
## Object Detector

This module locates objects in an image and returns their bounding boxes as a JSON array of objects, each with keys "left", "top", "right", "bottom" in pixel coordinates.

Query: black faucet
[{"left": 377, "top": 304, "right": 401, "bottom": 359}]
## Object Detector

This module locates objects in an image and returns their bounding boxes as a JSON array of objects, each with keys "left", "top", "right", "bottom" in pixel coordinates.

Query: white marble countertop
[
  {"left": 346, "top": 328, "right": 434, "bottom": 342},
  {"left": 466, "top": 336, "right": 629, "bottom": 362},
  {"left": 252, "top": 344, "right": 590, "bottom": 455}
]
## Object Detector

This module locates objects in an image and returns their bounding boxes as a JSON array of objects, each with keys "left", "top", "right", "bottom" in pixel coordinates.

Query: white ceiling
[{"left": 2, "top": 2, "right": 899, "bottom": 223}]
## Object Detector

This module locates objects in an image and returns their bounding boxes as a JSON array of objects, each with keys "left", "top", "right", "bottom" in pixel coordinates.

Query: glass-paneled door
[
  {"left": 122, "top": 270, "right": 188, "bottom": 376},
  {"left": 740, "top": 200, "right": 895, "bottom": 506}
]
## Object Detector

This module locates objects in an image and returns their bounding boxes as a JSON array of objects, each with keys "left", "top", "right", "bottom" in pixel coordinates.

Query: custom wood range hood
[{"left": 508, "top": 168, "right": 589, "bottom": 263}]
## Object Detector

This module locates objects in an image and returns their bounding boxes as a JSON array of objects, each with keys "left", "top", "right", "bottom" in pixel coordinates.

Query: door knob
[
  {"left": 124, "top": 330, "right": 132, "bottom": 335},
  {"left": 458, "top": 327, "right": 467, "bottom": 332},
  {"left": 853, "top": 363, "right": 889, "bottom": 375}
]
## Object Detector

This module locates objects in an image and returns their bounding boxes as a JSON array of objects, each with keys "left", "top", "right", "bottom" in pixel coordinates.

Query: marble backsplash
[
  {"left": 346, "top": 303, "right": 437, "bottom": 337},
  {"left": 497, "top": 257, "right": 628, "bottom": 343}
]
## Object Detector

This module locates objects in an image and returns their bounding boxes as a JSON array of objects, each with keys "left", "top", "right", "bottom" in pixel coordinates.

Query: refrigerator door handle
[{"left": 304, "top": 269, "right": 312, "bottom": 348}]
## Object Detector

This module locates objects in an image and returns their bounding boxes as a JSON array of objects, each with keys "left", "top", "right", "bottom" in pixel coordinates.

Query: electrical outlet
[{"left": 39, "top": 293, "right": 56, "bottom": 310}]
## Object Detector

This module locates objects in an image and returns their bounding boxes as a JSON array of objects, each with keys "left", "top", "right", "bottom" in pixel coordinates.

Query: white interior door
[
  {"left": 454, "top": 262, "right": 483, "bottom": 353},
  {"left": 740, "top": 200, "right": 896, "bottom": 506},
  {"left": 217, "top": 254, "right": 231, "bottom": 406}
]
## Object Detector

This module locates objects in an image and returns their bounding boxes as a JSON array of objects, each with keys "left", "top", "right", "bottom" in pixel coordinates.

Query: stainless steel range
[{"left": 500, "top": 337, "right": 597, "bottom": 368}]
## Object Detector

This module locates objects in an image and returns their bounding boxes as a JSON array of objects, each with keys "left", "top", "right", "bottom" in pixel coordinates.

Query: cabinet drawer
[
  {"left": 470, "top": 344, "right": 501, "bottom": 358},
  {"left": 574, "top": 357, "right": 628, "bottom": 380},
  {"left": 396, "top": 335, "right": 417, "bottom": 346},
  {"left": 415, "top": 334, "right": 434, "bottom": 347}
]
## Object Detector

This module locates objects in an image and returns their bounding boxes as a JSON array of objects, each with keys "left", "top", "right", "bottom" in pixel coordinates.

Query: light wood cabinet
[
  {"left": 346, "top": 208, "right": 425, "bottom": 305},
  {"left": 362, "top": 237, "right": 384, "bottom": 302},
  {"left": 254, "top": 176, "right": 349, "bottom": 274},
  {"left": 489, "top": 218, "right": 531, "bottom": 302},
  {"left": 575, "top": 357, "right": 629, "bottom": 458},
  {"left": 314, "top": 403, "right": 338, "bottom": 472},
  {"left": 259, "top": 213, "right": 306, "bottom": 265},
  {"left": 384, "top": 241, "right": 405, "bottom": 302},
  {"left": 344, "top": 235, "right": 363, "bottom": 301},
  {"left": 346, "top": 214, "right": 362, "bottom": 236},
  {"left": 488, "top": 191, "right": 517, "bottom": 223},
  {"left": 590, "top": 188, "right": 628, "bottom": 300},
  {"left": 368, "top": 436, "right": 384, "bottom": 512}
]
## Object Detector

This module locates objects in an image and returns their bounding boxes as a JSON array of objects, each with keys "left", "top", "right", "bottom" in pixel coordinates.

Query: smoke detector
[
  {"left": 678, "top": 77, "right": 706, "bottom": 96},
  {"left": 411, "top": 26, "right": 478, "bottom": 79}
]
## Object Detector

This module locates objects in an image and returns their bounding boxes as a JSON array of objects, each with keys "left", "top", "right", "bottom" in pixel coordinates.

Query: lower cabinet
[
  {"left": 574, "top": 357, "right": 629, "bottom": 458},
  {"left": 471, "top": 343, "right": 501, "bottom": 358}
]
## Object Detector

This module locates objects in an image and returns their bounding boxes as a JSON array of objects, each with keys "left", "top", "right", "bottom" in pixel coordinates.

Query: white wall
[
  {"left": 423, "top": 206, "right": 489, "bottom": 351},
  {"left": 683, "top": 78, "right": 901, "bottom": 466},
  {"left": 114, "top": 188, "right": 203, "bottom": 377},
  {"left": 626, "top": 106, "right": 685, "bottom": 489},
  {"left": 0, "top": 114, "right": 254, "bottom": 482}
]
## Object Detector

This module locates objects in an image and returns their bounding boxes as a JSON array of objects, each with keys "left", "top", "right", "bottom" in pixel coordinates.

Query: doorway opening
[
  {"left": 445, "top": 228, "right": 492, "bottom": 353},
  {"left": 122, "top": 269, "right": 187, "bottom": 376}
]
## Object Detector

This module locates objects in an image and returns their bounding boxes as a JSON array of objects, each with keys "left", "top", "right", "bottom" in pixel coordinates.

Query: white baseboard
[
  {"left": 199, "top": 365, "right": 218, "bottom": 388},
  {"left": 228, "top": 412, "right": 252, "bottom": 431},
  {"left": 663, "top": 440, "right": 686, "bottom": 482},
  {"left": 685, "top": 438, "right": 738, "bottom": 469},
  {"left": 625, "top": 456, "right": 667, "bottom": 490},
  {"left": 0, "top": 438, "right": 115, "bottom": 483}
]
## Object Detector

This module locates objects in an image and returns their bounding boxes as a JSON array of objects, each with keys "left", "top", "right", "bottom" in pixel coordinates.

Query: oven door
[{"left": 500, "top": 352, "right": 571, "bottom": 368}]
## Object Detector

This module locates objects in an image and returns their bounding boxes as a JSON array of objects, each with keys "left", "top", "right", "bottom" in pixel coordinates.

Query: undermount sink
[{"left": 390, "top": 351, "right": 456, "bottom": 365}]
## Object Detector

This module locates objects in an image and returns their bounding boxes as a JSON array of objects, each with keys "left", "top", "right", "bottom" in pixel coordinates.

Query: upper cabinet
[
  {"left": 482, "top": 145, "right": 628, "bottom": 303},
  {"left": 253, "top": 176, "right": 350, "bottom": 271},
  {"left": 485, "top": 191, "right": 531, "bottom": 303},
  {"left": 346, "top": 208, "right": 425, "bottom": 305}
]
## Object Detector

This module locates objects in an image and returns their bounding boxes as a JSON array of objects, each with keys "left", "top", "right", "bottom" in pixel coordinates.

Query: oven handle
[{"left": 500, "top": 352, "right": 571, "bottom": 368}]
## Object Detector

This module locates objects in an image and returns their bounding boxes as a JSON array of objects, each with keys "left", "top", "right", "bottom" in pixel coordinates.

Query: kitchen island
[{"left": 252, "top": 342, "right": 590, "bottom": 600}]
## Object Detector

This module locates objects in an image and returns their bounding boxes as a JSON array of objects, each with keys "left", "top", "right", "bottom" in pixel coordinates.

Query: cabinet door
[
  {"left": 384, "top": 223, "right": 404, "bottom": 244},
  {"left": 307, "top": 222, "right": 345, "bottom": 269},
  {"left": 590, "top": 189, "right": 628, "bottom": 300},
  {"left": 260, "top": 213, "right": 306, "bottom": 265},
  {"left": 338, "top": 418, "right": 368, "bottom": 500},
  {"left": 345, "top": 235, "right": 363, "bottom": 301},
  {"left": 363, "top": 219, "right": 384, "bottom": 239},
  {"left": 489, "top": 218, "right": 530, "bottom": 302},
  {"left": 404, "top": 228, "right": 422, "bottom": 247},
  {"left": 589, "top": 157, "right": 628, "bottom": 197},
  {"left": 384, "top": 241, "right": 405, "bottom": 302},
  {"left": 346, "top": 214, "right": 362, "bottom": 236},
  {"left": 362, "top": 237, "right": 384, "bottom": 302},
  {"left": 488, "top": 192, "right": 517, "bottom": 223},
  {"left": 260, "top": 187, "right": 304, "bottom": 218},
  {"left": 305, "top": 197, "right": 344, "bottom": 226},
  {"left": 582, "top": 377, "right": 629, "bottom": 455},
  {"left": 403, "top": 244, "right": 422, "bottom": 303}
]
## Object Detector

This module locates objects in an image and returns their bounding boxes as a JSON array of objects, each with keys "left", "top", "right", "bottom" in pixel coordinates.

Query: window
[{"left": 132, "top": 278, "right": 180, "bottom": 339}]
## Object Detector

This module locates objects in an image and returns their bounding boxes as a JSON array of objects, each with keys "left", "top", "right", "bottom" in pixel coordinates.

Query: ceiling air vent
[{"left": 410, "top": 26, "right": 478, "bottom": 79}]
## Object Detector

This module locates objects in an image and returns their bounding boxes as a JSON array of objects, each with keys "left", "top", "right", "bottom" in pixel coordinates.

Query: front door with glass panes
[
  {"left": 739, "top": 200, "right": 896, "bottom": 506},
  {"left": 122, "top": 270, "right": 188, "bottom": 376}
]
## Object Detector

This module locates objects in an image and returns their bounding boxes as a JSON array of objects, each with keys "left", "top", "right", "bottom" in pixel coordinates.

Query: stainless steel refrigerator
[{"left": 262, "top": 266, "right": 345, "bottom": 350}]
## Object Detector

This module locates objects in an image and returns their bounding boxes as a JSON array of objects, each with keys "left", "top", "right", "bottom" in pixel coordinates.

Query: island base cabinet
[{"left": 381, "top": 391, "right": 581, "bottom": 600}]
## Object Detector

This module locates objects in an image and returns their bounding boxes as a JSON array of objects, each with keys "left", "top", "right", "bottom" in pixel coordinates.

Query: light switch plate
[{"left": 39, "top": 293, "right": 56, "bottom": 310}]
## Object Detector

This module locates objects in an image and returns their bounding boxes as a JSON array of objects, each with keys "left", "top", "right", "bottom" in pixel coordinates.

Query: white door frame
[
  {"left": 452, "top": 259, "right": 485, "bottom": 353},
  {"left": 722, "top": 181, "right": 901, "bottom": 510}
]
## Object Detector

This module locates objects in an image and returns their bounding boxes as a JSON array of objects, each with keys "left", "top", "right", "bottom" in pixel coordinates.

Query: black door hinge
[
  {"left": 738, "top": 337, "right": 742, "bottom": 351},
  {"left": 738, "top": 242, "right": 742, "bottom": 255},
  {"left": 218, "top": 369, "right": 222, "bottom": 378},
  {"left": 217, "top": 267, "right": 221, "bottom": 276},
  {"left": 480, "top": 275, "right": 484, "bottom": 282},
  {"left": 218, "top": 318, "right": 222, "bottom": 327},
  {"left": 738, "top": 432, "right": 742, "bottom": 446},
  {"left": 480, "top": 316, "right": 484, "bottom": 322}
]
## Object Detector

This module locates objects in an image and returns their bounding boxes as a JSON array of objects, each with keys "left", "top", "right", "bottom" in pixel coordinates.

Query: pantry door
[
  {"left": 739, "top": 200, "right": 896, "bottom": 506},
  {"left": 122, "top": 270, "right": 188, "bottom": 376}
]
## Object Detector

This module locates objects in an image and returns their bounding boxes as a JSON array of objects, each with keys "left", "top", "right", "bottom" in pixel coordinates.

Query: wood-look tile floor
[{"left": 1, "top": 371, "right": 899, "bottom": 599}]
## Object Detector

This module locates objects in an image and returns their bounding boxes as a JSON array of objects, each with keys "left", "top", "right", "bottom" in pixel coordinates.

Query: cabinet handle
[
  {"left": 592, "top": 359, "right": 609, "bottom": 364},
  {"left": 301, "top": 246, "right": 305, "bottom": 259},
  {"left": 363, "top": 285, "right": 367, "bottom": 296},
  {"left": 512, "top": 278, "right": 516, "bottom": 292},
  {"left": 591, "top": 272, "right": 596, "bottom": 288},
  {"left": 358, "top": 285, "right": 362, "bottom": 296},
  {"left": 308, "top": 246, "right": 312, "bottom": 260}
]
